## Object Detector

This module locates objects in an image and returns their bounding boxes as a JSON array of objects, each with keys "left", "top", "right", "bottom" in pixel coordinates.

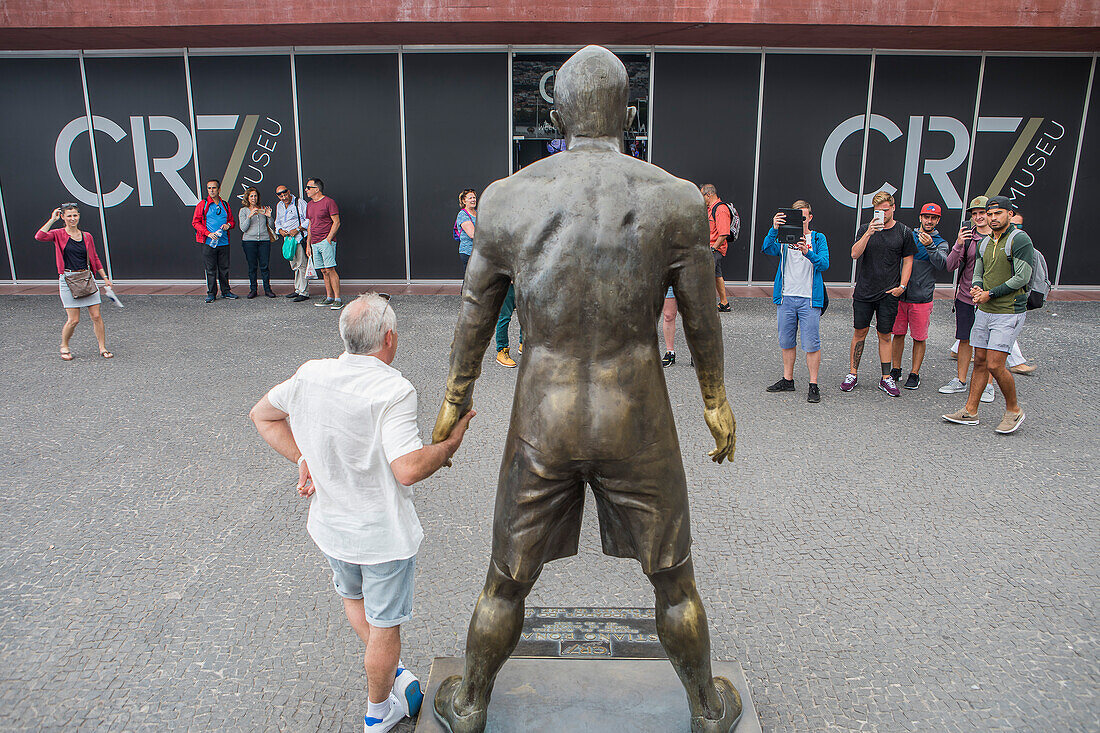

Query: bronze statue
[{"left": 431, "top": 45, "right": 741, "bottom": 733}]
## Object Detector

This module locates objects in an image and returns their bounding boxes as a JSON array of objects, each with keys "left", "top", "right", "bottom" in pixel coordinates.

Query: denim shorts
[
  {"left": 323, "top": 553, "right": 416, "bottom": 628},
  {"left": 777, "top": 295, "right": 821, "bottom": 352},
  {"left": 312, "top": 239, "right": 337, "bottom": 269}
]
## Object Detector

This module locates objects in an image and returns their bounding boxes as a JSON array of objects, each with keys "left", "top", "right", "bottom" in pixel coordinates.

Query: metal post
[
  {"left": 746, "top": 50, "right": 765, "bottom": 285},
  {"left": 290, "top": 50, "right": 305, "bottom": 197},
  {"left": 647, "top": 49, "right": 655, "bottom": 164},
  {"left": 954, "top": 53, "right": 987, "bottom": 294},
  {"left": 851, "top": 50, "right": 876, "bottom": 285},
  {"left": 398, "top": 49, "right": 412, "bottom": 283},
  {"left": 508, "top": 47, "right": 515, "bottom": 175},
  {"left": 184, "top": 48, "right": 201, "bottom": 199},
  {"left": 78, "top": 51, "right": 113, "bottom": 279},
  {"left": 1054, "top": 54, "right": 1096, "bottom": 288},
  {"left": 0, "top": 176, "right": 15, "bottom": 283}
]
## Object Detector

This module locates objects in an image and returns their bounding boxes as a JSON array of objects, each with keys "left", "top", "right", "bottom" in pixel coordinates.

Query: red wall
[{"left": 2, "top": 1, "right": 1098, "bottom": 51}]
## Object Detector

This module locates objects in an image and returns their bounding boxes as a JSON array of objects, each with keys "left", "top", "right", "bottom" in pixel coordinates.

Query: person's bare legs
[
  {"left": 330, "top": 269, "right": 341, "bottom": 301},
  {"left": 890, "top": 334, "right": 906, "bottom": 373},
  {"left": 848, "top": 327, "right": 869, "bottom": 375},
  {"left": 911, "top": 339, "right": 926, "bottom": 375},
  {"left": 957, "top": 340, "right": 972, "bottom": 383},
  {"left": 322, "top": 269, "right": 334, "bottom": 299},
  {"left": 806, "top": 349, "right": 821, "bottom": 384},
  {"left": 876, "top": 330, "right": 892, "bottom": 366},
  {"left": 964, "top": 348, "right": 990, "bottom": 414},
  {"left": 648, "top": 556, "right": 724, "bottom": 719},
  {"left": 88, "top": 304, "right": 108, "bottom": 353},
  {"left": 781, "top": 347, "right": 796, "bottom": 380},
  {"left": 986, "top": 349, "right": 1019, "bottom": 413},
  {"left": 61, "top": 307, "right": 79, "bottom": 353},
  {"left": 342, "top": 598, "right": 400, "bottom": 704},
  {"left": 662, "top": 298, "right": 677, "bottom": 352},
  {"left": 715, "top": 276, "right": 728, "bottom": 307}
]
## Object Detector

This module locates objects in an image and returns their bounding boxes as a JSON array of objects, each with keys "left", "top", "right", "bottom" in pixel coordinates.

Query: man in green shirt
[{"left": 943, "top": 196, "right": 1032, "bottom": 434}]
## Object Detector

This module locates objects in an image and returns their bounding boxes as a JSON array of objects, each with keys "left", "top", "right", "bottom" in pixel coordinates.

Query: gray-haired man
[{"left": 250, "top": 293, "right": 476, "bottom": 732}]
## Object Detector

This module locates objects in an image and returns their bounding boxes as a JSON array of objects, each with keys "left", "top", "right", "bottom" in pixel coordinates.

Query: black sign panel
[
  {"left": 652, "top": 52, "right": 761, "bottom": 283},
  {"left": 754, "top": 54, "right": 872, "bottom": 284},
  {"left": 189, "top": 55, "right": 298, "bottom": 281},
  {"left": 0, "top": 58, "right": 95, "bottom": 280},
  {"left": 1058, "top": 66, "right": 1099, "bottom": 286},
  {"left": 404, "top": 52, "right": 508, "bottom": 279},
  {"left": 969, "top": 56, "right": 1091, "bottom": 275},
  {"left": 84, "top": 56, "right": 194, "bottom": 278},
  {"left": 296, "top": 53, "right": 405, "bottom": 279},
  {"left": 513, "top": 607, "right": 663, "bottom": 659},
  {"left": 866, "top": 55, "right": 981, "bottom": 283}
]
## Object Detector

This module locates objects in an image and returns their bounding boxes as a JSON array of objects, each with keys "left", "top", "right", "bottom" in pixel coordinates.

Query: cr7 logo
[
  {"left": 821, "top": 114, "right": 1029, "bottom": 209},
  {"left": 55, "top": 114, "right": 281, "bottom": 208}
]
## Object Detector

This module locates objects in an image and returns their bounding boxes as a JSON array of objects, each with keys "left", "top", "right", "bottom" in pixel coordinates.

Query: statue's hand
[
  {"left": 704, "top": 401, "right": 736, "bottom": 464},
  {"left": 432, "top": 397, "right": 472, "bottom": 466}
]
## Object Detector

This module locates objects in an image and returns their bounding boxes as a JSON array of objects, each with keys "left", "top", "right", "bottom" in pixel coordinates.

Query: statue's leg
[
  {"left": 647, "top": 555, "right": 742, "bottom": 732},
  {"left": 434, "top": 560, "right": 538, "bottom": 733}
]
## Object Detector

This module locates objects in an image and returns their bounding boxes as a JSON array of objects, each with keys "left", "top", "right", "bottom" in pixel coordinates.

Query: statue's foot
[
  {"left": 691, "top": 676, "right": 743, "bottom": 733},
  {"left": 433, "top": 675, "right": 487, "bottom": 733}
]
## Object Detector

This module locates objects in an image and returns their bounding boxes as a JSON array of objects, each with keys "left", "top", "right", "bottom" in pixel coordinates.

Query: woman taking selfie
[
  {"left": 238, "top": 187, "right": 276, "bottom": 298},
  {"left": 35, "top": 203, "right": 115, "bottom": 360}
]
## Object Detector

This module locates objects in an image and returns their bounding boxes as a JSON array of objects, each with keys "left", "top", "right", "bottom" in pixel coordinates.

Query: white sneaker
[
  {"left": 980, "top": 383, "right": 995, "bottom": 403},
  {"left": 938, "top": 378, "right": 967, "bottom": 394},
  {"left": 393, "top": 666, "right": 423, "bottom": 717},
  {"left": 364, "top": 693, "right": 405, "bottom": 732}
]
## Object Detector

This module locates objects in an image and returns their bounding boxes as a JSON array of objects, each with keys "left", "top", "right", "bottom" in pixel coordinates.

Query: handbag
[
  {"left": 64, "top": 269, "right": 98, "bottom": 298},
  {"left": 282, "top": 236, "right": 297, "bottom": 261}
]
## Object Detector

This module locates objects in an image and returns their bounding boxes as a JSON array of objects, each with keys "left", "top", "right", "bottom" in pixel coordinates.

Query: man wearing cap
[
  {"left": 889, "top": 203, "right": 948, "bottom": 389},
  {"left": 939, "top": 196, "right": 992, "bottom": 397},
  {"left": 943, "top": 195, "right": 1032, "bottom": 434}
]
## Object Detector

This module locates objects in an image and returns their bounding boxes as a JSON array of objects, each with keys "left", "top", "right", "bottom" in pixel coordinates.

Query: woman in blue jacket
[{"left": 760, "top": 200, "right": 830, "bottom": 403}]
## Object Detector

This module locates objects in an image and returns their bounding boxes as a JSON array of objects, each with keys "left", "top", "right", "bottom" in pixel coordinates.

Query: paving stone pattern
[{"left": 0, "top": 293, "right": 1096, "bottom": 732}]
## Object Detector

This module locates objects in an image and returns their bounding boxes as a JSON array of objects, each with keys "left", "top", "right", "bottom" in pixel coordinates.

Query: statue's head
[{"left": 551, "top": 46, "right": 636, "bottom": 143}]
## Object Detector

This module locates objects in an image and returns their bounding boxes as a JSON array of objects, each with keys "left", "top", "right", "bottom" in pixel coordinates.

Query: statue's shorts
[{"left": 490, "top": 435, "right": 693, "bottom": 582}]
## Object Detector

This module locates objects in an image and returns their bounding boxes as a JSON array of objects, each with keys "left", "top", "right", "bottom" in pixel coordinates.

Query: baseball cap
[
  {"left": 920, "top": 203, "right": 942, "bottom": 217},
  {"left": 985, "top": 195, "right": 1015, "bottom": 212},
  {"left": 967, "top": 195, "right": 989, "bottom": 212}
]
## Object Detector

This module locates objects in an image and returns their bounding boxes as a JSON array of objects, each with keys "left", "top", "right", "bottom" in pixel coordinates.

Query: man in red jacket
[{"left": 192, "top": 179, "right": 237, "bottom": 302}]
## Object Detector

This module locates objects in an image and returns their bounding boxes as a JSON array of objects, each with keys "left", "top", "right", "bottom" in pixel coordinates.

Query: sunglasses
[
  {"left": 275, "top": 190, "right": 290, "bottom": 196},
  {"left": 305, "top": 185, "right": 318, "bottom": 190},
  {"left": 60, "top": 203, "right": 79, "bottom": 209}
]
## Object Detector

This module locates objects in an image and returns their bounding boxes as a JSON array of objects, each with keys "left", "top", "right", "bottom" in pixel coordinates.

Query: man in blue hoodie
[
  {"left": 761, "top": 200, "right": 830, "bottom": 403},
  {"left": 890, "top": 203, "right": 949, "bottom": 389}
]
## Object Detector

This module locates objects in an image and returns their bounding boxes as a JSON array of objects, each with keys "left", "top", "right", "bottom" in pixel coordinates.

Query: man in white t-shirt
[
  {"left": 249, "top": 293, "right": 475, "bottom": 733},
  {"left": 760, "top": 200, "right": 830, "bottom": 403}
]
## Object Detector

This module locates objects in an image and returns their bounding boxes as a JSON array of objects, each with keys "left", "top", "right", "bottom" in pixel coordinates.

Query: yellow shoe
[
  {"left": 516, "top": 342, "right": 523, "bottom": 356},
  {"left": 496, "top": 347, "right": 516, "bottom": 368}
]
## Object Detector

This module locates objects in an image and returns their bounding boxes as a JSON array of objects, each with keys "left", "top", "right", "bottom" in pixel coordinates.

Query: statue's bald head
[{"left": 553, "top": 46, "right": 631, "bottom": 140}]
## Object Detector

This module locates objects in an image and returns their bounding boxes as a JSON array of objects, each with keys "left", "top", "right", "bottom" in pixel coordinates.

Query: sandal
[
  {"left": 60, "top": 348, "right": 74, "bottom": 361},
  {"left": 100, "top": 350, "right": 114, "bottom": 359}
]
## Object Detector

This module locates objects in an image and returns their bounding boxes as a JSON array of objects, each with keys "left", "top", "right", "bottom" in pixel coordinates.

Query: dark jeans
[
  {"left": 242, "top": 240, "right": 271, "bottom": 291},
  {"left": 203, "top": 245, "right": 231, "bottom": 297}
]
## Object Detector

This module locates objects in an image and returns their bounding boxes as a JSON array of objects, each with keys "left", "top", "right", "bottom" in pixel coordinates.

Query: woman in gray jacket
[{"left": 239, "top": 187, "right": 276, "bottom": 298}]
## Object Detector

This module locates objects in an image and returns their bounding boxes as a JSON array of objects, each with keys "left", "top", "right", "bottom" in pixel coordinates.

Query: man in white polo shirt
[{"left": 250, "top": 292, "right": 475, "bottom": 732}]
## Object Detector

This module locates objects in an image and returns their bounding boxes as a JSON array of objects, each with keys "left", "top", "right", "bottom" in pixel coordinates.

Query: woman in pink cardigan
[{"left": 35, "top": 203, "right": 115, "bottom": 360}]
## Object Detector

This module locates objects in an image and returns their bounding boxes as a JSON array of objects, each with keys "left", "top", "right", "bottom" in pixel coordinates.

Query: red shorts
[{"left": 892, "top": 300, "right": 933, "bottom": 340}]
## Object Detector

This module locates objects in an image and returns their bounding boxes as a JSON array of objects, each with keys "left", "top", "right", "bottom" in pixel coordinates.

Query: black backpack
[{"left": 709, "top": 202, "right": 740, "bottom": 243}]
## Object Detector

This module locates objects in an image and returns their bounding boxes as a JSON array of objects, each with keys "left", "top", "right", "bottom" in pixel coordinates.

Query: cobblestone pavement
[{"left": 1, "top": 293, "right": 1096, "bottom": 732}]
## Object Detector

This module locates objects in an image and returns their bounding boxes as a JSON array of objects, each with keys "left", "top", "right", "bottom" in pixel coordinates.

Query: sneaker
[
  {"left": 315, "top": 297, "right": 334, "bottom": 307},
  {"left": 330, "top": 299, "right": 345, "bottom": 310},
  {"left": 879, "top": 376, "right": 900, "bottom": 397},
  {"left": 942, "top": 408, "right": 979, "bottom": 425},
  {"left": 284, "top": 291, "right": 298, "bottom": 298},
  {"left": 766, "top": 378, "right": 795, "bottom": 392},
  {"left": 496, "top": 348, "right": 516, "bottom": 368},
  {"left": 980, "top": 383, "right": 995, "bottom": 403},
  {"left": 205, "top": 295, "right": 216, "bottom": 303},
  {"left": 903, "top": 373, "right": 920, "bottom": 390},
  {"left": 292, "top": 294, "right": 310, "bottom": 302},
  {"left": 363, "top": 693, "right": 404, "bottom": 732},
  {"left": 223, "top": 291, "right": 239, "bottom": 299},
  {"left": 938, "top": 378, "right": 967, "bottom": 394},
  {"left": 717, "top": 302, "right": 732, "bottom": 312},
  {"left": 516, "top": 342, "right": 523, "bottom": 356},
  {"left": 662, "top": 351, "right": 675, "bottom": 368},
  {"left": 840, "top": 373, "right": 858, "bottom": 392},
  {"left": 265, "top": 289, "right": 277, "bottom": 298},
  {"left": 994, "top": 409, "right": 1025, "bottom": 434},
  {"left": 247, "top": 290, "right": 258, "bottom": 299},
  {"left": 890, "top": 367, "right": 902, "bottom": 381},
  {"left": 392, "top": 666, "right": 423, "bottom": 718},
  {"left": 807, "top": 384, "right": 820, "bottom": 403},
  {"left": 1009, "top": 363, "right": 1037, "bottom": 375}
]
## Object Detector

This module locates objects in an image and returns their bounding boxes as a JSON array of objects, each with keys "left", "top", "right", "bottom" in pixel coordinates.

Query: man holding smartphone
[{"left": 841, "top": 190, "right": 915, "bottom": 397}]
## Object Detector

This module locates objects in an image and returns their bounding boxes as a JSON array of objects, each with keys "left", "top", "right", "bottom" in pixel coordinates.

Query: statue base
[{"left": 413, "top": 657, "right": 760, "bottom": 732}]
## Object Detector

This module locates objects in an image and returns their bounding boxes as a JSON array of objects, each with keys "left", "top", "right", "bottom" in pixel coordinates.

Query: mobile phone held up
[
  {"left": 777, "top": 208, "right": 804, "bottom": 245},
  {"left": 872, "top": 210, "right": 885, "bottom": 226}
]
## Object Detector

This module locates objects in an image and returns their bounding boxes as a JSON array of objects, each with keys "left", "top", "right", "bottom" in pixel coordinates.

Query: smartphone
[
  {"left": 873, "top": 210, "right": 885, "bottom": 225},
  {"left": 960, "top": 220, "right": 973, "bottom": 232}
]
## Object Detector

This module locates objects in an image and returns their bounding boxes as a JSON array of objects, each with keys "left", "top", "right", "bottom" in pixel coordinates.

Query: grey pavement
[{"left": 0, "top": 292, "right": 1097, "bottom": 732}]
